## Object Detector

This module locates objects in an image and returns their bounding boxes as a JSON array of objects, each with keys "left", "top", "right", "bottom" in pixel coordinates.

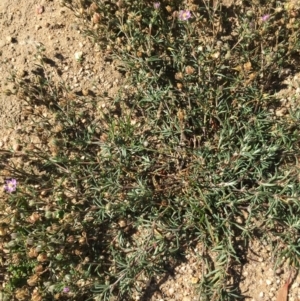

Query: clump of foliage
[{"left": 1, "top": 0, "right": 300, "bottom": 300}]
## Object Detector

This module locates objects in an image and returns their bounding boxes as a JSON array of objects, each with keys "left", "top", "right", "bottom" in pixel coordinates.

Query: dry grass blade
[{"left": 276, "top": 272, "right": 292, "bottom": 301}]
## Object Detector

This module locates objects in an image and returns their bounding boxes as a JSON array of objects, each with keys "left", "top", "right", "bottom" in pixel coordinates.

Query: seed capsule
[{"left": 27, "top": 274, "right": 39, "bottom": 286}]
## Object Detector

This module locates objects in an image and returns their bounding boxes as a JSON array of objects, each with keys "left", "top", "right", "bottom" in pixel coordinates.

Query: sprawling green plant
[{"left": 1, "top": 0, "right": 300, "bottom": 300}]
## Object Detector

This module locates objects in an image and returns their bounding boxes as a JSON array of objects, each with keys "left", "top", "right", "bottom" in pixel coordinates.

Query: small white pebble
[
  {"left": 12, "top": 142, "right": 21, "bottom": 151},
  {"left": 36, "top": 5, "right": 44, "bottom": 14},
  {"left": 292, "top": 282, "right": 299, "bottom": 289},
  {"left": 266, "top": 279, "right": 272, "bottom": 285},
  {"left": 74, "top": 51, "right": 83, "bottom": 61},
  {"left": 259, "top": 292, "right": 264, "bottom": 298}
]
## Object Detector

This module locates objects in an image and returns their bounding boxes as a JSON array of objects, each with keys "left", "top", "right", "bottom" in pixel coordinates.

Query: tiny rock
[
  {"left": 82, "top": 89, "right": 89, "bottom": 96},
  {"left": 17, "top": 69, "right": 26, "bottom": 78},
  {"left": 12, "top": 142, "right": 21, "bottom": 151},
  {"left": 258, "top": 292, "right": 264, "bottom": 298},
  {"left": 36, "top": 5, "right": 44, "bottom": 14},
  {"left": 276, "top": 279, "right": 281, "bottom": 284},
  {"left": 6, "top": 36, "right": 13, "bottom": 43},
  {"left": 74, "top": 51, "right": 83, "bottom": 61},
  {"left": 168, "top": 287, "right": 174, "bottom": 295},
  {"left": 266, "top": 279, "right": 272, "bottom": 285}
]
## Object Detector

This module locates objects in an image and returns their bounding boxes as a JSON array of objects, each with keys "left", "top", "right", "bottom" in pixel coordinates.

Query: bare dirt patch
[{"left": 0, "top": 0, "right": 121, "bottom": 146}]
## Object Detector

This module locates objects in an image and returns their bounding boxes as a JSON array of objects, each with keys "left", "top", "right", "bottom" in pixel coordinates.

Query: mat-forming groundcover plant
[{"left": 1, "top": 0, "right": 300, "bottom": 300}]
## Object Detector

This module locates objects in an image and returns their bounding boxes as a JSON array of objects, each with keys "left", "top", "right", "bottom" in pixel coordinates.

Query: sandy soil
[{"left": 1, "top": 1, "right": 300, "bottom": 300}]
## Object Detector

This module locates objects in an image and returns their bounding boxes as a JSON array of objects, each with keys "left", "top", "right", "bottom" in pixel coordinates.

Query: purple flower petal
[
  {"left": 4, "top": 178, "right": 17, "bottom": 193},
  {"left": 261, "top": 14, "right": 270, "bottom": 22},
  {"left": 153, "top": 2, "right": 160, "bottom": 9},
  {"left": 178, "top": 10, "right": 191, "bottom": 21},
  {"left": 63, "top": 287, "right": 70, "bottom": 293}
]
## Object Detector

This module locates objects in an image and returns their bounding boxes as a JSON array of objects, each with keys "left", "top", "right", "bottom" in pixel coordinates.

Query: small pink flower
[
  {"left": 4, "top": 178, "right": 17, "bottom": 193},
  {"left": 153, "top": 2, "right": 160, "bottom": 9},
  {"left": 261, "top": 14, "right": 270, "bottom": 22},
  {"left": 63, "top": 287, "right": 70, "bottom": 293},
  {"left": 178, "top": 10, "right": 191, "bottom": 21}
]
